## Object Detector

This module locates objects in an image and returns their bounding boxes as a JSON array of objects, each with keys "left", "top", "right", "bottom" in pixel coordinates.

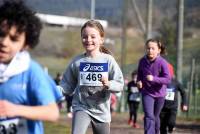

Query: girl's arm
[
  {"left": 60, "top": 61, "right": 77, "bottom": 95},
  {"left": 104, "top": 57, "right": 124, "bottom": 92},
  {"left": 176, "top": 79, "right": 188, "bottom": 111},
  {"left": 0, "top": 100, "right": 59, "bottom": 122},
  {"left": 151, "top": 60, "right": 171, "bottom": 85}
]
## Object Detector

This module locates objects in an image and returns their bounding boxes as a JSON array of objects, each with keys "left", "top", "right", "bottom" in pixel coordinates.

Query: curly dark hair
[{"left": 0, "top": 0, "right": 42, "bottom": 49}]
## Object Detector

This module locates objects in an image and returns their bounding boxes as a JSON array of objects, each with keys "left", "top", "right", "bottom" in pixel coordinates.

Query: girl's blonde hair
[{"left": 81, "top": 20, "right": 112, "bottom": 55}]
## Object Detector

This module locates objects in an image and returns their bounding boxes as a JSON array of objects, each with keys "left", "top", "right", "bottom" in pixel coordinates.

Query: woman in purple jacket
[{"left": 137, "top": 39, "right": 171, "bottom": 134}]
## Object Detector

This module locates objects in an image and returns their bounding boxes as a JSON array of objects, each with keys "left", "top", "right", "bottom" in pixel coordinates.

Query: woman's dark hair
[
  {"left": 81, "top": 20, "right": 112, "bottom": 55},
  {"left": 145, "top": 38, "right": 166, "bottom": 55},
  {"left": 0, "top": 0, "right": 42, "bottom": 48}
]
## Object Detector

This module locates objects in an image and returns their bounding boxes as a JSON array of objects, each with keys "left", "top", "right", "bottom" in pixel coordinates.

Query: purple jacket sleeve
[{"left": 152, "top": 59, "right": 171, "bottom": 85}]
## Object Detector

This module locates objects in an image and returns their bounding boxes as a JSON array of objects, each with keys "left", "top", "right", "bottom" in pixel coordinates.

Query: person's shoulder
[
  {"left": 157, "top": 56, "right": 168, "bottom": 63},
  {"left": 157, "top": 55, "right": 166, "bottom": 61},
  {"left": 138, "top": 55, "right": 146, "bottom": 62},
  {"left": 101, "top": 53, "right": 116, "bottom": 61},
  {"left": 29, "top": 60, "right": 43, "bottom": 70},
  {"left": 101, "top": 53, "right": 112, "bottom": 57},
  {"left": 128, "top": 80, "right": 135, "bottom": 85},
  {"left": 28, "top": 59, "right": 47, "bottom": 75},
  {"left": 71, "top": 53, "right": 85, "bottom": 62},
  {"left": 137, "top": 56, "right": 147, "bottom": 65},
  {"left": 65, "top": 53, "right": 85, "bottom": 66},
  {"left": 75, "top": 53, "right": 85, "bottom": 59},
  {"left": 127, "top": 81, "right": 132, "bottom": 86}
]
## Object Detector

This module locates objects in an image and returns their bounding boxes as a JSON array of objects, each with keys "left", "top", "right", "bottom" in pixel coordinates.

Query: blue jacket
[{"left": 0, "top": 60, "right": 62, "bottom": 134}]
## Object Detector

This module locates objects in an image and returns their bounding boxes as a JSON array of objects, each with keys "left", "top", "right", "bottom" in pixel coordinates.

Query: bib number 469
[{"left": 86, "top": 73, "right": 102, "bottom": 81}]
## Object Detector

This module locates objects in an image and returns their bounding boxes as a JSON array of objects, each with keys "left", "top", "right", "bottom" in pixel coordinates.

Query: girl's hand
[
  {"left": 146, "top": 75, "right": 153, "bottom": 81},
  {"left": 137, "top": 81, "right": 143, "bottom": 89},
  {"left": 182, "top": 105, "right": 188, "bottom": 111},
  {"left": 0, "top": 100, "right": 18, "bottom": 118},
  {"left": 101, "top": 76, "right": 109, "bottom": 89}
]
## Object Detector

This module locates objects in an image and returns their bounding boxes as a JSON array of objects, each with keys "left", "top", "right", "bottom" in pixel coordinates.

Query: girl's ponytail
[{"left": 100, "top": 45, "right": 112, "bottom": 55}]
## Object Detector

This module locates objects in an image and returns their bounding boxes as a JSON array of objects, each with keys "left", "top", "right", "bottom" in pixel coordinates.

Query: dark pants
[
  {"left": 160, "top": 107, "right": 177, "bottom": 134},
  {"left": 65, "top": 95, "right": 72, "bottom": 112},
  {"left": 142, "top": 93, "right": 165, "bottom": 134},
  {"left": 128, "top": 101, "right": 140, "bottom": 123}
]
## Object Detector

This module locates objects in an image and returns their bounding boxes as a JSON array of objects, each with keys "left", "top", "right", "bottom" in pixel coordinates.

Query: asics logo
[
  {"left": 83, "top": 64, "right": 90, "bottom": 71},
  {"left": 83, "top": 64, "right": 104, "bottom": 71}
]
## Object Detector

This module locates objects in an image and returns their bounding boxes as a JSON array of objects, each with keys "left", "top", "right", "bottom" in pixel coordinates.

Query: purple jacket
[{"left": 137, "top": 55, "right": 171, "bottom": 97}]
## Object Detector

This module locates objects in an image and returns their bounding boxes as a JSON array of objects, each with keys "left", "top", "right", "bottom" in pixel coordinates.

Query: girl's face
[
  {"left": 0, "top": 26, "right": 26, "bottom": 63},
  {"left": 145, "top": 41, "right": 161, "bottom": 61},
  {"left": 81, "top": 26, "right": 104, "bottom": 54},
  {"left": 133, "top": 74, "right": 137, "bottom": 82}
]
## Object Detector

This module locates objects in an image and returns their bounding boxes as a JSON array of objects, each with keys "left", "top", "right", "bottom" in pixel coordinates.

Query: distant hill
[
  {"left": 24, "top": 0, "right": 199, "bottom": 28},
  {"left": 25, "top": 0, "right": 122, "bottom": 25}
]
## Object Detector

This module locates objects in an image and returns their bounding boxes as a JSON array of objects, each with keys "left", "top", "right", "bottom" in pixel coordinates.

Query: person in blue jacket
[
  {"left": 137, "top": 39, "right": 171, "bottom": 134},
  {"left": 0, "top": 1, "right": 62, "bottom": 134}
]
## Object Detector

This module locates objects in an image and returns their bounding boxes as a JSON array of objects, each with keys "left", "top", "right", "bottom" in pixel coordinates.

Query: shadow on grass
[{"left": 176, "top": 123, "right": 200, "bottom": 132}]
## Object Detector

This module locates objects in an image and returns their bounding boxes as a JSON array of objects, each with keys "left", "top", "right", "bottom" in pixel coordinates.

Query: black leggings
[
  {"left": 128, "top": 101, "right": 140, "bottom": 123},
  {"left": 160, "top": 107, "right": 177, "bottom": 134}
]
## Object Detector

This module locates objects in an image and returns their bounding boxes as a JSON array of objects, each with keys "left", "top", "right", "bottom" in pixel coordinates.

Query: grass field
[
  {"left": 44, "top": 121, "right": 70, "bottom": 134},
  {"left": 44, "top": 110, "right": 71, "bottom": 134}
]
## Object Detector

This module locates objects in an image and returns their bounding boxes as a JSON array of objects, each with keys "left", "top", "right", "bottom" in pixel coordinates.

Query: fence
[{"left": 184, "top": 58, "right": 200, "bottom": 118}]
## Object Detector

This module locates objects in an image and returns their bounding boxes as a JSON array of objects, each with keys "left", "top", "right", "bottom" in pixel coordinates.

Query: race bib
[
  {"left": 165, "top": 87, "right": 175, "bottom": 101},
  {"left": 80, "top": 62, "right": 108, "bottom": 86},
  {"left": 129, "top": 87, "right": 140, "bottom": 101},
  {"left": 129, "top": 94, "right": 140, "bottom": 101},
  {"left": 130, "top": 87, "right": 139, "bottom": 93},
  {"left": 0, "top": 117, "right": 28, "bottom": 134}
]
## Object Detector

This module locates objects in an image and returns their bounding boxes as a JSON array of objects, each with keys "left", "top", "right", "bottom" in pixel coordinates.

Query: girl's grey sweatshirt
[{"left": 60, "top": 53, "right": 124, "bottom": 122}]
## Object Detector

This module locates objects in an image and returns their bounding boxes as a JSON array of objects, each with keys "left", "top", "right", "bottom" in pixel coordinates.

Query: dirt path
[
  {"left": 60, "top": 112, "right": 200, "bottom": 134},
  {"left": 109, "top": 113, "right": 200, "bottom": 134}
]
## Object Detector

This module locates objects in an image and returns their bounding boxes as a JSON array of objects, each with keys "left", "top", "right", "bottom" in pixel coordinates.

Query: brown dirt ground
[{"left": 60, "top": 112, "right": 200, "bottom": 134}]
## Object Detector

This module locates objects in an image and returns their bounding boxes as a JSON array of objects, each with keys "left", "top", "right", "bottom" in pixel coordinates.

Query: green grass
[
  {"left": 33, "top": 56, "right": 68, "bottom": 77},
  {"left": 44, "top": 121, "right": 70, "bottom": 134},
  {"left": 44, "top": 111, "right": 71, "bottom": 134}
]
